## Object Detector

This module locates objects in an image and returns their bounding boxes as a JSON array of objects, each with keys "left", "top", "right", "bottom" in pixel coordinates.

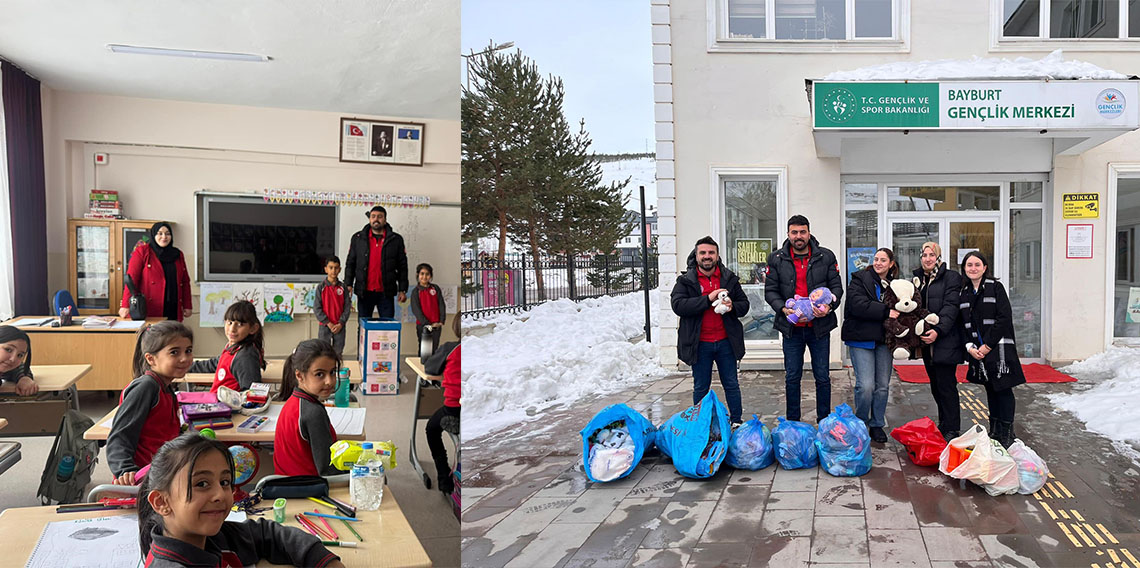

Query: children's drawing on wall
[
  {"left": 263, "top": 283, "right": 294, "bottom": 323},
  {"left": 199, "top": 283, "right": 235, "bottom": 327},
  {"left": 233, "top": 284, "right": 266, "bottom": 322},
  {"left": 292, "top": 282, "right": 318, "bottom": 314}
]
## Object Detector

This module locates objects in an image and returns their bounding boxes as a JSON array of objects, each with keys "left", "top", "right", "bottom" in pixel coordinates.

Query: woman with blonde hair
[{"left": 914, "top": 242, "right": 965, "bottom": 440}]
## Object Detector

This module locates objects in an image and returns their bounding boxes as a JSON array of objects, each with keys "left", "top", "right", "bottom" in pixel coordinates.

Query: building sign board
[
  {"left": 814, "top": 81, "right": 1139, "bottom": 130},
  {"left": 1062, "top": 193, "right": 1099, "bottom": 218}
]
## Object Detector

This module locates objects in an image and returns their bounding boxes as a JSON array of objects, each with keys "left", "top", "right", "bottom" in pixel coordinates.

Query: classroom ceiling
[{"left": 0, "top": 0, "right": 459, "bottom": 121}]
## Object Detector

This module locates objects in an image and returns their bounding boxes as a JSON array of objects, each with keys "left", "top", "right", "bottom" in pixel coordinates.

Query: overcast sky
[{"left": 462, "top": 0, "right": 654, "bottom": 155}]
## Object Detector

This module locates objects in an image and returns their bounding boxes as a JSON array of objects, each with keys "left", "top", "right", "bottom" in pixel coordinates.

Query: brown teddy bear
[{"left": 881, "top": 277, "right": 940, "bottom": 360}]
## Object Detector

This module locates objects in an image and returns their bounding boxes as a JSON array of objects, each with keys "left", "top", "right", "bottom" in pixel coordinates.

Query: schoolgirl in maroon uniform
[
  {"left": 108, "top": 321, "right": 193, "bottom": 485},
  {"left": 139, "top": 433, "right": 343, "bottom": 568},
  {"left": 273, "top": 339, "right": 341, "bottom": 476},
  {"left": 188, "top": 301, "right": 265, "bottom": 393}
]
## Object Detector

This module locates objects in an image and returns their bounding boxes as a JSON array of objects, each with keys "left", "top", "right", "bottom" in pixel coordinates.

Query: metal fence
[{"left": 461, "top": 250, "right": 659, "bottom": 317}]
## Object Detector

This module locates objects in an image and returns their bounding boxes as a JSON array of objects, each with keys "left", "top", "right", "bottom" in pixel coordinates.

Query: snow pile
[
  {"left": 1049, "top": 347, "right": 1140, "bottom": 457},
  {"left": 463, "top": 290, "right": 668, "bottom": 440},
  {"left": 823, "top": 50, "right": 1128, "bottom": 81}
]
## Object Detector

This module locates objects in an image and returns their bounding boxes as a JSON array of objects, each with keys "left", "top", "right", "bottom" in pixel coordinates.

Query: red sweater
[
  {"left": 120, "top": 243, "right": 193, "bottom": 319},
  {"left": 698, "top": 267, "right": 727, "bottom": 343},
  {"left": 443, "top": 345, "right": 461, "bottom": 408}
]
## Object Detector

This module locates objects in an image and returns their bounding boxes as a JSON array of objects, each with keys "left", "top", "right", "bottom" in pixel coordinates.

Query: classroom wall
[{"left": 40, "top": 88, "right": 461, "bottom": 359}]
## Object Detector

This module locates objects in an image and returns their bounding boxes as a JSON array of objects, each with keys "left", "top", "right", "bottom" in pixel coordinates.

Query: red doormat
[{"left": 895, "top": 363, "right": 1076, "bottom": 384}]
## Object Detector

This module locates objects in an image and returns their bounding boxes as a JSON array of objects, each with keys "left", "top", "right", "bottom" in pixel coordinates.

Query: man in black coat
[
  {"left": 344, "top": 205, "right": 409, "bottom": 319},
  {"left": 764, "top": 215, "right": 844, "bottom": 423},
  {"left": 670, "top": 236, "right": 750, "bottom": 425}
]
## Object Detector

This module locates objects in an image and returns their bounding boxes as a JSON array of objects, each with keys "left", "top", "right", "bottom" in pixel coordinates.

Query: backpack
[{"left": 37, "top": 410, "right": 99, "bottom": 504}]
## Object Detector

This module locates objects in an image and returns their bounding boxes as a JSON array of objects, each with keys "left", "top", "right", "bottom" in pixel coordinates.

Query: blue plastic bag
[
  {"left": 772, "top": 417, "right": 819, "bottom": 470},
  {"left": 815, "top": 404, "right": 872, "bottom": 477},
  {"left": 726, "top": 414, "right": 775, "bottom": 470},
  {"left": 656, "top": 391, "right": 730, "bottom": 478},
  {"left": 580, "top": 403, "right": 657, "bottom": 483}
]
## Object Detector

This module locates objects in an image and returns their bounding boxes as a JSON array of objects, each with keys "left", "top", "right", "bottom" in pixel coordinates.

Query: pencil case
[
  {"left": 182, "top": 402, "right": 233, "bottom": 422},
  {"left": 260, "top": 475, "right": 329, "bottom": 500},
  {"left": 176, "top": 391, "right": 218, "bottom": 404}
]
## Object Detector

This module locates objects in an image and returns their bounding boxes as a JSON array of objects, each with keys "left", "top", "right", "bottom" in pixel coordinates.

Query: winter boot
[
  {"left": 992, "top": 420, "right": 1015, "bottom": 449},
  {"left": 436, "top": 461, "right": 455, "bottom": 494}
]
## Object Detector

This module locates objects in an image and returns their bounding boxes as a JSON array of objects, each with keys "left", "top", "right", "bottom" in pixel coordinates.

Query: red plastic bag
[{"left": 890, "top": 417, "right": 946, "bottom": 466}]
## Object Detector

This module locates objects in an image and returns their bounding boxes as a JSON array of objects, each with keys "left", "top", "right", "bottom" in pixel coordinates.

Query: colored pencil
[
  {"left": 315, "top": 509, "right": 339, "bottom": 540},
  {"left": 293, "top": 514, "right": 319, "bottom": 537},
  {"left": 296, "top": 514, "right": 331, "bottom": 540},
  {"left": 302, "top": 511, "right": 361, "bottom": 522},
  {"left": 307, "top": 497, "right": 338, "bottom": 510},
  {"left": 340, "top": 519, "right": 364, "bottom": 542},
  {"left": 326, "top": 495, "right": 357, "bottom": 514},
  {"left": 302, "top": 515, "right": 334, "bottom": 540}
]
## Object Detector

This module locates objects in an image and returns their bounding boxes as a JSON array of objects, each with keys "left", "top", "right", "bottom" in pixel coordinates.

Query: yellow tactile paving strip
[{"left": 956, "top": 387, "right": 1137, "bottom": 568}]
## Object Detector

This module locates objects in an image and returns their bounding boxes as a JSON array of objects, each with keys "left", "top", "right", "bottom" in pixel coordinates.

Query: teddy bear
[
  {"left": 881, "top": 277, "right": 940, "bottom": 360},
  {"left": 713, "top": 290, "right": 731, "bottom": 314},
  {"left": 784, "top": 287, "right": 835, "bottom": 324}
]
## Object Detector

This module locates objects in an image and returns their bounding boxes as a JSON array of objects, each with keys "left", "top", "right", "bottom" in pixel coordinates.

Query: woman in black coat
[
  {"left": 841, "top": 248, "right": 899, "bottom": 443},
  {"left": 959, "top": 251, "right": 1025, "bottom": 448},
  {"left": 915, "top": 242, "right": 966, "bottom": 440}
]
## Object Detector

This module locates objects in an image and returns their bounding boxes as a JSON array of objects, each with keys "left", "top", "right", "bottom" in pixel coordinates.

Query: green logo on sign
[{"left": 822, "top": 88, "right": 857, "bottom": 123}]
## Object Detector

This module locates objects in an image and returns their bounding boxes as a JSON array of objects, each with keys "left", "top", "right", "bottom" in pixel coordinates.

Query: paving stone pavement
[{"left": 462, "top": 368, "right": 1140, "bottom": 567}]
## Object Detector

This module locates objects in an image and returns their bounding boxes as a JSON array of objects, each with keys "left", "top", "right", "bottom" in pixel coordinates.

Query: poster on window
[
  {"left": 339, "top": 117, "right": 425, "bottom": 166},
  {"left": 847, "top": 247, "right": 876, "bottom": 276},
  {"left": 1127, "top": 287, "right": 1140, "bottom": 323},
  {"left": 735, "top": 238, "right": 772, "bottom": 284}
]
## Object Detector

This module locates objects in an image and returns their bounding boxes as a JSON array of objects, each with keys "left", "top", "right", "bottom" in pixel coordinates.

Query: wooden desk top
[
  {"left": 405, "top": 357, "right": 427, "bottom": 379},
  {"left": 1, "top": 486, "right": 430, "bottom": 568},
  {"left": 10, "top": 316, "right": 164, "bottom": 332},
  {"left": 0, "top": 364, "right": 91, "bottom": 394},
  {"left": 176, "top": 360, "right": 363, "bottom": 386},
  {"left": 84, "top": 402, "right": 366, "bottom": 443}
]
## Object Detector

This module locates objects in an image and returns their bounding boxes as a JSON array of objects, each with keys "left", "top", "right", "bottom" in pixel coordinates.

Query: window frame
[
  {"left": 710, "top": 165, "right": 788, "bottom": 347},
  {"left": 709, "top": 0, "right": 911, "bottom": 53},
  {"left": 991, "top": 0, "right": 1140, "bottom": 51},
  {"left": 1107, "top": 163, "right": 1140, "bottom": 346}
]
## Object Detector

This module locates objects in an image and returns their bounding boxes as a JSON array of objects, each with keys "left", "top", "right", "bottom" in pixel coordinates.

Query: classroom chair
[{"left": 52, "top": 290, "right": 77, "bottom": 316}]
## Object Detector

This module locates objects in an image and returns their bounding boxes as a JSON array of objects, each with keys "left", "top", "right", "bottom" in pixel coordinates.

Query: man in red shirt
[
  {"left": 764, "top": 215, "right": 844, "bottom": 424},
  {"left": 670, "top": 236, "right": 750, "bottom": 426},
  {"left": 344, "top": 206, "right": 409, "bottom": 320}
]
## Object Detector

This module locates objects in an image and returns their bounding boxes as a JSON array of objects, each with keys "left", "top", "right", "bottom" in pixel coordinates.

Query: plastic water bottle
[
  {"left": 56, "top": 454, "right": 76, "bottom": 482},
  {"left": 350, "top": 442, "right": 385, "bottom": 511}
]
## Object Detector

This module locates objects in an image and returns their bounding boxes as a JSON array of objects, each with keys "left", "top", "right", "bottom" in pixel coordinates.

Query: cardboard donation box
[{"left": 358, "top": 318, "right": 401, "bottom": 395}]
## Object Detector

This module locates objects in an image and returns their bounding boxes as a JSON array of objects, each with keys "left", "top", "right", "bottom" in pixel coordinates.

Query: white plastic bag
[
  {"left": 1007, "top": 440, "right": 1049, "bottom": 495},
  {"left": 938, "top": 425, "right": 1019, "bottom": 496}
]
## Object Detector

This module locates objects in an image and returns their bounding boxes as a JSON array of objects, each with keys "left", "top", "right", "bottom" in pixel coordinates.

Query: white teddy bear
[{"left": 712, "top": 290, "right": 731, "bottom": 314}]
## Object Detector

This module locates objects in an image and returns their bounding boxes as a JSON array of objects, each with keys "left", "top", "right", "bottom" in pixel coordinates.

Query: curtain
[
  {"left": 0, "top": 70, "right": 12, "bottom": 320},
  {"left": 2, "top": 60, "right": 47, "bottom": 316}
]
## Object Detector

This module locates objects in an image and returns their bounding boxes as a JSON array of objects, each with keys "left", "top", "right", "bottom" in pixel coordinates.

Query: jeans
[
  {"left": 358, "top": 291, "right": 395, "bottom": 319},
  {"left": 849, "top": 343, "right": 892, "bottom": 428},
  {"left": 782, "top": 326, "right": 831, "bottom": 422},
  {"left": 691, "top": 339, "right": 742, "bottom": 423},
  {"left": 922, "top": 354, "right": 961, "bottom": 433}
]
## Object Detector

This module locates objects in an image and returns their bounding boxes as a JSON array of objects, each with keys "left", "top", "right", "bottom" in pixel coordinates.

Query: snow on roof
[{"left": 822, "top": 49, "right": 1130, "bottom": 82}]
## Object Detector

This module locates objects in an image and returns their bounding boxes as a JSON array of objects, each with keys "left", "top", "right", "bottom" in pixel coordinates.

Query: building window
[
  {"left": 720, "top": 0, "right": 904, "bottom": 48},
  {"left": 1000, "top": 0, "right": 1140, "bottom": 40},
  {"left": 723, "top": 177, "right": 781, "bottom": 341},
  {"left": 1114, "top": 176, "right": 1140, "bottom": 339},
  {"left": 887, "top": 186, "right": 1001, "bottom": 212}
]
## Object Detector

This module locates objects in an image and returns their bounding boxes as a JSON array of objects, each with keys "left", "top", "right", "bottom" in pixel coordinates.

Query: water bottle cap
[{"left": 361, "top": 442, "right": 373, "bottom": 450}]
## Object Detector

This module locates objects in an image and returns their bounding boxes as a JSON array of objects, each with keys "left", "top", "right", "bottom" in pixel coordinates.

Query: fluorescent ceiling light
[{"left": 106, "top": 44, "right": 270, "bottom": 62}]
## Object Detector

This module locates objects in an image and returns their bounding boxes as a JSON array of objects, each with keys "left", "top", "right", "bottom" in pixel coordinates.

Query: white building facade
[{"left": 654, "top": 0, "right": 1140, "bottom": 367}]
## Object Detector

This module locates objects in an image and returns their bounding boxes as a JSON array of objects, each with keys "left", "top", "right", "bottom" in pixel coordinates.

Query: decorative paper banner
[{"left": 262, "top": 188, "right": 430, "bottom": 209}]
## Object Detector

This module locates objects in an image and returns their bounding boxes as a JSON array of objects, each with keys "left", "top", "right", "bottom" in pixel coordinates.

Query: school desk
[
  {"left": 175, "top": 360, "right": 364, "bottom": 389},
  {"left": 2, "top": 485, "right": 431, "bottom": 568},
  {"left": 83, "top": 401, "right": 367, "bottom": 443},
  {"left": 11, "top": 316, "right": 163, "bottom": 391},
  {"left": 404, "top": 356, "right": 452, "bottom": 489},
  {"left": 0, "top": 364, "right": 92, "bottom": 435},
  {"left": 0, "top": 440, "right": 20, "bottom": 476}
]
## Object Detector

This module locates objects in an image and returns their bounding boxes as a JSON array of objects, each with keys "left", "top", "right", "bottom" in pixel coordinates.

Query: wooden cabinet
[{"left": 67, "top": 219, "right": 160, "bottom": 315}]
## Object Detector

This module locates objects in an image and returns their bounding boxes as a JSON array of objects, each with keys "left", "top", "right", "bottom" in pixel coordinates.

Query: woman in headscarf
[
  {"left": 914, "top": 242, "right": 965, "bottom": 441},
  {"left": 119, "top": 222, "right": 193, "bottom": 321}
]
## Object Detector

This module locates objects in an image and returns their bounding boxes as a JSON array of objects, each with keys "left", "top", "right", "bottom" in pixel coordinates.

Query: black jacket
[
  {"left": 344, "top": 223, "right": 409, "bottom": 297},
  {"left": 959, "top": 278, "right": 1025, "bottom": 391},
  {"left": 840, "top": 268, "right": 889, "bottom": 343},
  {"left": 764, "top": 236, "right": 844, "bottom": 338},
  {"left": 914, "top": 264, "right": 966, "bottom": 366},
  {"left": 670, "top": 254, "right": 750, "bottom": 365},
  {"left": 144, "top": 519, "right": 339, "bottom": 567}
]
